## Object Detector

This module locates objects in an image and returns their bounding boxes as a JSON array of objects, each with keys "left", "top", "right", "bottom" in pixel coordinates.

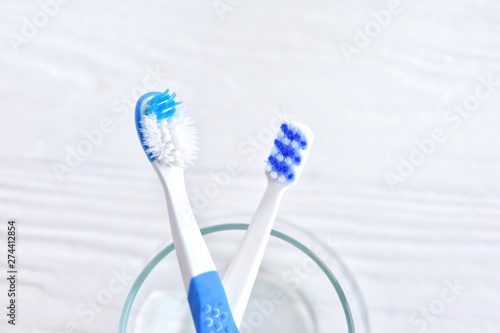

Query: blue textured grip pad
[{"left": 188, "top": 271, "right": 239, "bottom": 333}]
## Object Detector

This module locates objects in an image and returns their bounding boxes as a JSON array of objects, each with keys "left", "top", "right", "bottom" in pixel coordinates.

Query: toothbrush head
[
  {"left": 135, "top": 89, "right": 198, "bottom": 167},
  {"left": 265, "top": 121, "right": 313, "bottom": 183}
]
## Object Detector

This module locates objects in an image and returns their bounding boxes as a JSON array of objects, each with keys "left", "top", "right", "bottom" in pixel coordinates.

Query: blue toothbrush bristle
[
  {"left": 145, "top": 89, "right": 181, "bottom": 119},
  {"left": 266, "top": 122, "right": 308, "bottom": 182}
]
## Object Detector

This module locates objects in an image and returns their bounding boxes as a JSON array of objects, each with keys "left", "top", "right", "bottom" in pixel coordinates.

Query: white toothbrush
[
  {"left": 223, "top": 121, "right": 313, "bottom": 326},
  {"left": 135, "top": 90, "right": 239, "bottom": 333}
]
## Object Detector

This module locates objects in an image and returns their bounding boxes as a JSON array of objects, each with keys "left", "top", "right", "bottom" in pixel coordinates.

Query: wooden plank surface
[{"left": 1, "top": 0, "right": 499, "bottom": 332}]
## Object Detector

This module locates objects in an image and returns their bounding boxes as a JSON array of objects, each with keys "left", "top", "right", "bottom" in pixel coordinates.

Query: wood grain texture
[{"left": 1, "top": 0, "right": 499, "bottom": 332}]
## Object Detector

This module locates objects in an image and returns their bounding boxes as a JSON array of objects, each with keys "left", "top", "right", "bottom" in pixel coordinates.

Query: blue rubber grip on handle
[{"left": 188, "top": 271, "right": 240, "bottom": 333}]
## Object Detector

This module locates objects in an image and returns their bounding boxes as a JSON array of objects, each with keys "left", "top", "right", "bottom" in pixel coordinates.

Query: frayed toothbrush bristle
[{"left": 138, "top": 90, "right": 198, "bottom": 167}]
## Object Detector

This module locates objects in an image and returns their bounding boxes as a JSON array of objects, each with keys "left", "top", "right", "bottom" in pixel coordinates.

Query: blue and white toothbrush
[
  {"left": 135, "top": 89, "right": 239, "bottom": 333},
  {"left": 223, "top": 121, "right": 313, "bottom": 326}
]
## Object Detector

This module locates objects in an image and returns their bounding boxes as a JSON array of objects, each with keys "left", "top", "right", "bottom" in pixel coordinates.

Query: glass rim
[{"left": 118, "top": 223, "right": 355, "bottom": 333}]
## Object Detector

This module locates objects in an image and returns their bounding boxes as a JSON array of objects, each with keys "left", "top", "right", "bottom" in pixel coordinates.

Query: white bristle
[{"left": 140, "top": 107, "right": 198, "bottom": 167}]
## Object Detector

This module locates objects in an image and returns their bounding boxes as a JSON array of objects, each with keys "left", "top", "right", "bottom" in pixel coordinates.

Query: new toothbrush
[
  {"left": 135, "top": 89, "right": 239, "bottom": 333},
  {"left": 223, "top": 121, "right": 313, "bottom": 326}
]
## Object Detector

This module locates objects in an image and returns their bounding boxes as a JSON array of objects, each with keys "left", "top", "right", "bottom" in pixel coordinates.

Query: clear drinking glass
[{"left": 119, "top": 215, "right": 371, "bottom": 333}]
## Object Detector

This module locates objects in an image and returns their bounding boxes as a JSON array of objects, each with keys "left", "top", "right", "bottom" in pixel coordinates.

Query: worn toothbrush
[
  {"left": 135, "top": 89, "right": 239, "bottom": 333},
  {"left": 223, "top": 121, "right": 313, "bottom": 326}
]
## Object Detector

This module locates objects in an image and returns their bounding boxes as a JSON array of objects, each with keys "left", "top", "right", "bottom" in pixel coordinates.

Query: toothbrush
[
  {"left": 135, "top": 89, "right": 239, "bottom": 333},
  {"left": 223, "top": 121, "right": 313, "bottom": 326}
]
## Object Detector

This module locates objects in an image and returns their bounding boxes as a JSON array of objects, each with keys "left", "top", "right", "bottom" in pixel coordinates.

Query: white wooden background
[{"left": 1, "top": 0, "right": 499, "bottom": 332}]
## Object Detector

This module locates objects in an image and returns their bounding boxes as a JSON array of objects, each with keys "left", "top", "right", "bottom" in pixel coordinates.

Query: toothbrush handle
[
  {"left": 223, "top": 184, "right": 284, "bottom": 326},
  {"left": 154, "top": 165, "right": 239, "bottom": 332},
  {"left": 188, "top": 271, "right": 240, "bottom": 333},
  {"left": 155, "top": 165, "right": 217, "bottom": 289}
]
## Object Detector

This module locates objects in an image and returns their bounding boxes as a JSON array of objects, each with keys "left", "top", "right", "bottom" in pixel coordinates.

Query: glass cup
[{"left": 119, "top": 215, "right": 370, "bottom": 333}]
